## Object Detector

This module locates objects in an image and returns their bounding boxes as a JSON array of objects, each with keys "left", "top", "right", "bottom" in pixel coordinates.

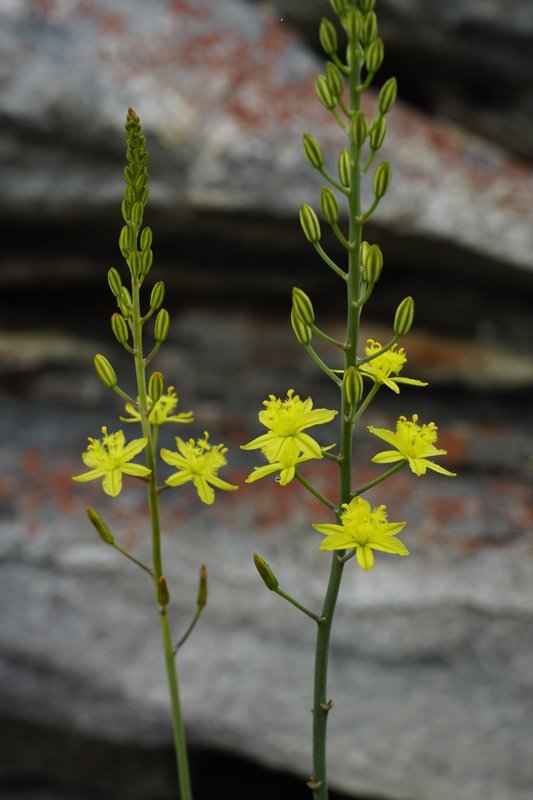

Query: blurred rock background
[{"left": 1, "top": 1, "right": 533, "bottom": 799}]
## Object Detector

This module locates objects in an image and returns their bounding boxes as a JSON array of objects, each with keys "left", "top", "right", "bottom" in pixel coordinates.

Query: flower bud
[
  {"left": 148, "top": 371, "right": 164, "bottom": 403},
  {"left": 350, "top": 111, "right": 367, "bottom": 147},
  {"left": 253, "top": 553, "right": 279, "bottom": 591},
  {"left": 94, "top": 354, "right": 117, "bottom": 389},
  {"left": 373, "top": 161, "right": 391, "bottom": 199},
  {"left": 379, "top": 77, "right": 397, "bottom": 114},
  {"left": 302, "top": 133, "right": 324, "bottom": 170},
  {"left": 107, "top": 267, "right": 122, "bottom": 298},
  {"left": 330, "top": 0, "right": 345, "bottom": 15},
  {"left": 365, "top": 37, "right": 384, "bottom": 73},
  {"left": 320, "top": 186, "right": 339, "bottom": 224},
  {"left": 343, "top": 8, "right": 362, "bottom": 40},
  {"left": 338, "top": 148, "right": 351, "bottom": 188},
  {"left": 325, "top": 62, "right": 343, "bottom": 99},
  {"left": 121, "top": 199, "right": 131, "bottom": 223},
  {"left": 344, "top": 366, "right": 363, "bottom": 406},
  {"left": 369, "top": 115, "right": 386, "bottom": 151},
  {"left": 119, "top": 224, "right": 136, "bottom": 257},
  {"left": 292, "top": 287, "right": 315, "bottom": 326},
  {"left": 87, "top": 507, "right": 115, "bottom": 545},
  {"left": 316, "top": 75, "right": 336, "bottom": 110},
  {"left": 154, "top": 308, "right": 170, "bottom": 343},
  {"left": 140, "top": 227, "right": 153, "bottom": 252},
  {"left": 362, "top": 11, "right": 377, "bottom": 44},
  {"left": 394, "top": 296, "right": 415, "bottom": 336},
  {"left": 150, "top": 281, "right": 165, "bottom": 310},
  {"left": 127, "top": 251, "right": 141, "bottom": 279},
  {"left": 299, "top": 204, "right": 321, "bottom": 244},
  {"left": 118, "top": 286, "right": 132, "bottom": 318},
  {"left": 141, "top": 249, "right": 153, "bottom": 277},
  {"left": 197, "top": 564, "right": 208, "bottom": 608},
  {"left": 111, "top": 312, "right": 129, "bottom": 345},
  {"left": 362, "top": 243, "right": 383, "bottom": 283},
  {"left": 291, "top": 309, "right": 312, "bottom": 346},
  {"left": 360, "top": 241, "right": 370, "bottom": 265},
  {"left": 360, "top": 0, "right": 375, "bottom": 10},
  {"left": 158, "top": 576, "right": 170, "bottom": 607},
  {"left": 319, "top": 18, "right": 338, "bottom": 55}
]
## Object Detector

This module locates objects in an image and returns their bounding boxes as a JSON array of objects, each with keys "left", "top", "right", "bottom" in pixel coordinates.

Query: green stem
[
  {"left": 295, "top": 471, "right": 337, "bottom": 513},
  {"left": 313, "top": 243, "right": 348, "bottom": 280},
  {"left": 352, "top": 461, "right": 406, "bottom": 497},
  {"left": 274, "top": 586, "right": 324, "bottom": 624},
  {"left": 304, "top": 344, "right": 343, "bottom": 387},
  {"left": 311, "top": 323, "right": 347, "bottom": 351},
  {"left": 311, "top": 35, "right": 363, "bottom": 800},
  {"left": 111, "top": 541, "right": 154, "bottom": 577},
  {"left": 173, "top": 605, "right": 205, "bottom": 653},
  {"left": 349, "top": 382, "right": 380, "bottom": 427},
  {"left": 131, "top": 276, "right": 193, "bottom": 800}
]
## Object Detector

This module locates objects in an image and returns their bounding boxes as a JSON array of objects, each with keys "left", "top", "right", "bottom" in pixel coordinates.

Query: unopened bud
[
  {"left": 150, "top": 281, "right": 165, "bottom": 310},
  {"left": 148, "top": 371, "right": 164, "bottom": 403},
  {"left": 291, "top": 309, "right": 312, "bottom": 346},
  {"left": 299, "top": 204, "right": 321, "bottom": 244},
  {"left": 330, "top": 0, "right": 345, "bottom": 15},
  {"left": 119, "top": 224, "right": 136, "bottom": 257},
  {"left": 394, "top": 296, "right": 415, "bottom": 336},
  {"left": 154, "top": 308, "right": 170, "bottom": 343},
  {"left": 292, "top": 287, "right": 315, "bottom": 326},
  {"left": 320, "top": 186, "right": 339, "bottom": 224},
  {"left": 94, "top": 354, "right": 117, "bottom": 389},
  {"left": 373, "top": 161, "right": 391, "bottom": 199},
  {"left": 369, "top": 115, "right": 386, "bottom": 151},
  {"left": 325, "top": 62, "right": 343, "bottom": 99},
  {"left": 362, "top": 244, "right": 383, "bottom": 283},
  {"left": 118, "top": 286, "right": 132, "bottom": 318},
  {"left": 338, "top": 148, "right": 351, "bottom": 188},
  {"left": 365, "top": 37, "right": 384, "bottom": 73},
  {"left": 197, "top": 564, "right": 208, "bottom": 608},
  {"left": 350, "top": 111, "right": 367, "bottom": 147},
  {"left": 139, "top": 227, "right": 153, "bottom": 252},
  {"left": 131, "top": 202, "right": 143, "bottom": 226},
  {"left": 86, "top": 507, "right": 115, "bottom": 545},
  {"left": 316, "top": 75, "right": 336, "bottom": 110},
  {"left": 140, "top": 249, "right": 153, "bottom": 277},
  {"left": 362, "top": 11, "right": 377, "bottom": 44},
  {"left": 158, "top": 576, "right": 170, "bottom": 607},
  {"left": 360, "top": 240, "right": 370, "bottom": 265},
  {"left": 107, "top": 267, "right": 122, "bottom": 298},
  {"left": 343, "top": 8, "right": 362, "bottom": 40},
  {"left": 121, "top": 199, "right": 131, "bottom": 223},
  {"left": 253, "top": 553, "right": 279, "bottom": 591},
  {"left": 344, "top": 366, "right": 363, "bottom": 406},
  {"left": 111, "top": 312, "right": 129, "bottom": 345},
  {"left": 319, "top": 18, "right": 338, "bottom": 55},
  {"left": 303, "top": 133, "right": 324, "bottom": 170},
  {"left": 127, "top": 251, "right": 141, "bottom": 279},
  {"left": 379, "top": 77, "right": 398, "bottom": 114},
  {"left": 360, "top": 0, "right": 375, "bottom": 10}
]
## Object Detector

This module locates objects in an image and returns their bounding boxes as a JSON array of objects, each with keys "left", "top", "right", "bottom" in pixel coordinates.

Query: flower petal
[
  {"left": 193, "top": 476, "right": 215, "bottom": 505},
  {"left": 313, "top": 523, "right": 346, "bottom": 536},
  {"left": 165, "top": 470, "right": 192, "bottom": 488},
  {"left": 121, "top": 463, "right": 152, "bottom": 478},
  {"left": 319, "top": 533, "right": 357, "bottom": 551},
  {"left": 356, "top": 546, "right": 374, "bottom": 571},
  {"left": 367, "top": 425, "right": 401, "bottom": 447},
  {"left": 121, "top": 437, "right": 148, "bottom": 461},
  {"left": 245, "top": 463, "right": 281, "bottom": 483},
  {"left": 72, "top": 468, "right": 106, "bottom": 483},
  {"left": 207, "top": 475, "right": 239, "bottom": 492},
  {"left": 425, "top": 461, "right": 457, "bottom": 477},
  {"left": 102, "top": 469, "right": 123, "bottom": 497},
  {"left": 371, "top": 451, "right": 405, "bottom": 464}
]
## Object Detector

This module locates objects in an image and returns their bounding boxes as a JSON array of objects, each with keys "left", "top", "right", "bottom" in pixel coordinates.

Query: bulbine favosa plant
[
  {"left": 72, "top": 108, "right": 237, "bottom": 800},
  {"left": 242, "top": 1, "right": 455, "bottom": 798}
]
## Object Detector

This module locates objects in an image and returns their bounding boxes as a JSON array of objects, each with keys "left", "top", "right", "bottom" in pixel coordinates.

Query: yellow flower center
[
  {"left": 88, "top": 427, "right": 126, "bottom": 468},
  {"left": 395, "top": 414, "right": 438, "bottom": 455},
  {"left": 339, "top": 497, "right": 390, "bottom": 545},
  {"left": 364, "top": 339, "right": 406, "bottom": 378},
  {"left": 261, "top": 389, "right": 306, "bottom": 437}
]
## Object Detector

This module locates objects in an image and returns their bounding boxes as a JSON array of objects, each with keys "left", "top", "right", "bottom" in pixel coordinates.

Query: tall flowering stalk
[
  {"left": 73, "top": 109, "right": 237, "bottom": 800},
  {"left": 244, "top": 2, "right": 454, "bottom": 798}
]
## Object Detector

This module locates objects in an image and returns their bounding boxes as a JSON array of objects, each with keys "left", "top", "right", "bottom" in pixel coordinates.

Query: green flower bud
[
  {"left": 150, "top": 281, "right": 165, "bottom": 310},
  {"left": 379, "top": 77, "right": 398, "bottom": 114},
  {"left": 319, "top": 18, "right": 338, "bottom": 55},
  {"left": 394, "top": 296, "right": 415, "bottom": 336},
  {"left": 338, "top": 148, "right": 351, "bottom": 188},
  {"left": 315, "top": 75, "right": 336, "bottom": 110},
  {"left": 148, "top": 370, "right": 164, "bottom": 403},
  {"left": 111, "top": 312, "right": 129, "bottom": 345},
  {"left": 127, "top": 251, "right": 141, "bottom": 279},
  {"left": 360, "top": 241, "right": 370, "bottom": 265},
  {"left": 107, "top": 267, "right": 122, "bottom": 298},
  {"left": 373, "top": 161, "right": 392, "bottom": 199},
  {"left": 342, "top": 8, "right": 362, "bottom": 40},
  {"left": 362, "top": 11, "right": 377, "bottom": 44},
  {"left": 94, "top": 354, "right": 117, "bottom": 389},
  {"left": 121, "top": 199, "right": 131, "bottom": 223},
  {"left": 140, "top": 227, "right": 153, "bottom": 252},
  {"left": 303, "top": 133, "right": 324, "bottom": 170},
  {"left": 360, "top": 0, "right": 376, "bottom": 11},
  {"left": 362, "top": 243, "right": 383, "bottom": 283},
  {"left": 344, "top": 366, "right": 363, "bottom": 407},
  {"left": 350, "top": 111, "right": 367, "bottom": 147},
  {"left": 86, "top": 507, "right": 115, "bottom": 546},
  {"left": 125, "top": 185, "right": 136, "bottom": 204},
  {"left": 197, "top": 564, "right": 208, "bottom": 608},
  {"left": 131, "top": 202, "right": 144, "bottom": 226},
  {"left": 369, "top": 115, "right": 386, "bottom": 151},
  {"left": 253, "top": 553, "right": 279, "bottom": 591},
  {"left": 158, "top": 576, "right": 170, "bottom": 607},
  {"left": 330, "top": 0, "right": 345, "bottom": 15},
  {"left": 299, "top": 204, "right": 321, "bottom": 244},
  {"left": 291, "top": 309, "right": 312, "bottom": 346},
  {"left": 325, "top": 62, "right": 343, "bottom": 99},
  {"left": 292, "top": 286, "right": 315, "bottom": 326},
  {"left": 320, "top": 186, "right": 339, "bottom": 224},
  {"left": 119, "top": 224, "right": 136, "bottom": 257},
  {"left": 118, "top": 286, "right": 132, "bottom": 319},
  {"left": 365, "top": 37, "right": 384, "bottom": 73},
  {"left": 154, "top": 308, "right": 170, "bottom": 343},
  {"left": 141, "top": 249, "right": 153, "bottom": 277}
]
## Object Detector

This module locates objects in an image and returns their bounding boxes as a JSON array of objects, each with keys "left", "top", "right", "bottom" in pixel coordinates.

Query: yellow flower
[
  {"left": 368, "top": 414, "right": 456, "bottom": 477},
  {"left": 241, "top": 389, "right": 337, "bottom": 465},
  {"left": 313, "top": 497, "right": 408, "bottom": 571},
  {"left": 160, "top": 432, "right": 238, "bottom": 505},
  {"left": 72, "top": 427, "right": 151, "bottom": 497},
  {"left": 245, "top": 451, "right": 316, "bottom": 486},
  {"left": 121, "top": 387, "right": 193, "bottom": 426},
  {"left": 359, "top": 339, "right": 427, "bottom": 394}
]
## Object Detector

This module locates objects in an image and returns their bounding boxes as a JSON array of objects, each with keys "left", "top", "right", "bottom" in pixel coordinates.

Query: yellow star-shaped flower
[
  {"left": 72, "top": 427, "right": 151, "bottom": 497},
  {"left": 359, "top": 339, "right": 427, "bottom": 394},
  {"left": 313, "top": 496, "right": 408, "bottom": 571},
  {"left": 245, "top": 450, "right": 316, "bottom": 486},
  {"left": 121, "top": 387, "right": 193, "bottom": 426},
  {"left": 368, "top": 414, "right": 456, "bottom": 477},
  {"left": 161, "top": 432, "right": 238, "bottom": 505}
]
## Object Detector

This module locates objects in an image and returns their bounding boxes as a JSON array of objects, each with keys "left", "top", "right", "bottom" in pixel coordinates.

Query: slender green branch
[
  {"left": 362, "top": 150, "right": 376, "bottom": 175},
  {"left": 295, "top": 472, "right": 337, "bottom": 513},
  {"left": 352, "top": 461, "right": 407, "bottom": 497},
  {"left": 143, "top": 340, "right": 162, "bottom": 365},
  {"left": 348, "top": 382, "right": 380, "bottom": 427},
  {"left": 111, "top": 541, "right": 154, "bottom": 577},
  {"left": 336, "top": 548, "right": 355, "bottom": 565},
  {"left": 332, "top": 109, "right": 348, "bottom": 132},
  {"left": 112, "top": 385, "right": 138, "bottom": 406},
  {"left": 330, "top": 53, "right": 348, "bottom": 75},
  {"left": 311, "top": 323, "right": 346, "bottom": 351},
  {"left": 304, "top": 344, "right": 343, "bottom": 386},
  {"left": 330, "top": 222, "right": 352, "bottom": 250},
  {"left": 274, "top": 586, "right": 325, "bottom": 624},
  {"left": 358, "top": 195, "right": 380, "bottom": 224},
  {"left": 173, "top": 606, "right": 205, "bottom": 654},
  {"left": 313, "top": 243, "right": 348, "bottom": 280},
  {"left": 318, "top": 167, "right": 350, "bottom": 195}
]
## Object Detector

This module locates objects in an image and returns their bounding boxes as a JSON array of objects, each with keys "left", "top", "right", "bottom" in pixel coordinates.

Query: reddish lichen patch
[{"left": 98, "top": 13, "right": 127, "bottom": 36}]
